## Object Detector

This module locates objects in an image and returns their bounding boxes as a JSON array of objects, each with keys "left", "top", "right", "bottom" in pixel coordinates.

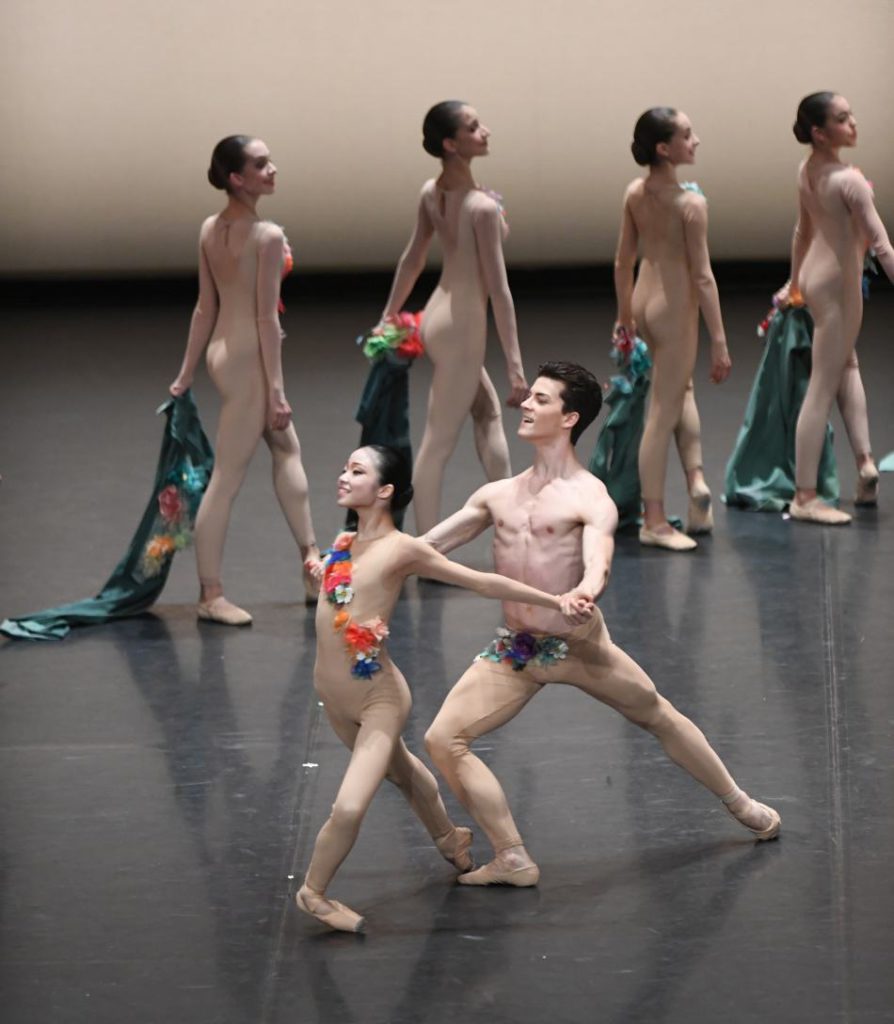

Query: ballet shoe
[
  {"left": 196, "top": 596, "right": 253, "bottom": 626},
  {"left": 435, "top": 826, "right": 474, "bottom": 873},
  {"left": 296, "top": 886, "right": 365, "bottom": 933},
  {"left": 457, "top": 859, "right": 540, "bottom": 887},
  {"left": 686, "top": 485, "right": 714, "bottom": 535},
  {"left": 855, "top": 465, "right": 880, "bottom": 507},
  {"left": 639, "top": 525, "right": 697, "bottom": 552},
  {"left": 788, "top": 497, "right": 851, "bottom": 526},
  {"left": 724, "top": 796, "right": 782, "bottom": 842}
]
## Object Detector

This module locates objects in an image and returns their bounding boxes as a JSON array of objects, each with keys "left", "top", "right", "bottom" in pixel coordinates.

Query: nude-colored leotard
[
  {"left": 183, "top": 215, "right": 316, "bottom": 587},
  {"left": 791, "top": 162, "right": 894, "bottom": 488},
  {"left": 615, "top": 180, "right": 726, "bottom": 503}
]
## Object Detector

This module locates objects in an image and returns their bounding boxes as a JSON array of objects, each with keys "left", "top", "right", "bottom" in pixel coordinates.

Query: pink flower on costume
[
  {"left": 332, "top": 532, "right": 356, "bottom": 551},
  {"left": 158, "top": 485, "right": 184, "bottom": 523}
]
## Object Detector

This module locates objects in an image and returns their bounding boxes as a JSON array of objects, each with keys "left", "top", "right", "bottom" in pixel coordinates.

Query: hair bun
[
  {"left": 393, "top": 483, "right": 414, "bottom": 512},
  {"left": 207, "top": 165, "right": 226, "bottom": 190},
  {"left": 792, "top": 121, "right": 811, "bottom": 144},
  {"left": 630, "top": 140, "right": 649, "bottom": 166}
]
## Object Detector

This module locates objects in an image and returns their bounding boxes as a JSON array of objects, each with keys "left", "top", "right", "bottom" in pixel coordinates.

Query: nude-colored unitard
[
  {"left": 382, "top": 181, "right": 523, "bottom": 534},
  {"left": 182, "top": 215, "right": 316, "bottom": 587},
  {"left": 614, "top": 181, "right": 726, "bottom": 503},
  {"left": 790, "top": 163, "right": 894, "bottom": 488}
]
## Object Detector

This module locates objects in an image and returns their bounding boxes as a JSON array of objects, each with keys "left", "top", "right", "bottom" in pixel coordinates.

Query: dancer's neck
[
  {"left": 353, "top": 507, "right": 396, "bottom": 542},
  {"left": 528, "top": 437, "right": 580, "bottom": 482},
  {"left": 436, "top": 156, "right": 476, "bottom": 192}
]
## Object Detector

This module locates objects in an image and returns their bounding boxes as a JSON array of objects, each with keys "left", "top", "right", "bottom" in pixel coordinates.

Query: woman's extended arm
[
  {"left": 472, "top": 200, "right": 528, "bottom": 406},
  {"left": 256, "top": 225, "right": 291, "bottom": 431},
  {"left": 381, "top": 188, "right": 435, "bottom": 320},
  {"left": 681, "top": 194, "right": 731, "bottom": 383},
  {"left": 170, "top": 220, "right": 218, "bottom": 395},
  {"left": 406, "top": 537, "right": 559, "bottom": 610}
]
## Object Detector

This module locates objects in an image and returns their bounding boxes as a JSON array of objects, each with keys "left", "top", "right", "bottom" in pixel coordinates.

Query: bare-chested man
[{"left": 424, "top": 361, "right": 781, "bottom": 886}]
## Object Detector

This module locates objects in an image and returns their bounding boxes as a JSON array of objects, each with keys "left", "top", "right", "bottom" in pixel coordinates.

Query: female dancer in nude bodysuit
[
  {"left": 379, "top": 101, "right": 528, "bottom": 536},
  {"left": 777, "top": 93, "right": 894, "bottom": 524},
  {"left": 614, "top": 108, "right": 732, "bottom": 551},
  {"left": 170, "top": 136, "right": 319, "bottom": 624},
  {"left": 296, "top": 445, "right": 582, "bottom": 932}
]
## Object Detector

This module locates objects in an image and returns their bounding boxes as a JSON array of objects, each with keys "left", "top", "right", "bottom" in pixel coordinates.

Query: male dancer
[{"left": 424, "top": 361, "right": 780, "bottom": 885}]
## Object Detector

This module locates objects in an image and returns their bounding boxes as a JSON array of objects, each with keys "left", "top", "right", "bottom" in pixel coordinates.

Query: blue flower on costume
[{"left": 478, "top": 627, "right": 569, "bottom": 672}]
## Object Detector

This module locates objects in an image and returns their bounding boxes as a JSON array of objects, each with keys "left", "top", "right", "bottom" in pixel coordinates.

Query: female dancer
[
  {"left": 170, "top": 136, "right": 319, "bottom": 624},
  {"left": 297, "top": 445, "right": 585, "bottom": 932},
  {"left": 379, "top": 101, "right": 528, "bottom": 535},
  {"left": 779, "top": 92, "right": 894, "bottom": 524},
  {"left": 614, "top": 108, "right": 732, "bottom": 551}
]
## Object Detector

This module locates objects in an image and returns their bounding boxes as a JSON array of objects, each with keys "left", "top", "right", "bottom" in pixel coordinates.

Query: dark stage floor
[{"left": 1, "top": 278, "right": 893, "bottom": 1024}]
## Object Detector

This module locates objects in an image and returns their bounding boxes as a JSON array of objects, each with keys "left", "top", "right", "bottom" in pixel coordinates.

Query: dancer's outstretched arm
[
  {"left": 381, "top": 187, "right": 435, "bottom": 319},
  {"left": 422, "top": 484, "right": 494, "bottom": 555},
  {"left": 472, "top": 199, "right": 527, "bottom": 406},
  {"left": 613, "top": 186, "right": 638, "bottom": 333},
  {"left": 171, "top": 218, "right": 219, "bottom": 395},
  {"left": 558, "top": 489, "right": 618, "bottom": 618},
  {"left": 405, "top": 535, "right": 561, "bottom": 610}
]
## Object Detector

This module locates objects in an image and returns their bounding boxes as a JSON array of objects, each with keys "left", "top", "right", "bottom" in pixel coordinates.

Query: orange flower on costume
[
  {"left": 146, "top": 536, "right": 176, "bottom": 560},
  {"left": 333, "top": 610, "right": 349, "bottom": 629},
  {"left": 332, "top": 532, "right": 355, "bottom": 551},
  {"left": 344, "top": 622, "right": 379, "bottom": 654}
]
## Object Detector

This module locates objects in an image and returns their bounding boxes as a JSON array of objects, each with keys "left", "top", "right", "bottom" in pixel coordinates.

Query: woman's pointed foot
[
  {"left": 296, "top": 886, "right": 365, "bottom": 933},
  {"left": 435, "top": 826, "right": 474, "bottom": 873},
  {"left": 640, "top": 525, "right": 697, "bottom": 551},
  {"left": 789, "top": 498, "right": 851, "bottom": 525},
  {"left": 197, "top": 596, "right": 253, "bottom": 626},
  {"left": 723, "top": 790, "right": 781, "bottom": 841}
]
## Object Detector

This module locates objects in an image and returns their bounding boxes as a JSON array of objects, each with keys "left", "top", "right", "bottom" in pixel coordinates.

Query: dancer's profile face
[
  {"left": 815, "top": 95, "right": 857, "bottom": 148},
  {"left": 518, "top": 377, "right": 577, "bottom": 442},
  {"left": 230, "top": 139, "right": 277, "bottom": 196},
  {"left": 444, "top": 106, "right": 490, "bottom": 160},
  {"left": 337, "top": 449, "right": 390, "bottom": 509},
  {"left": 661, "top": 113, "right": 699, "bottom": 166}
]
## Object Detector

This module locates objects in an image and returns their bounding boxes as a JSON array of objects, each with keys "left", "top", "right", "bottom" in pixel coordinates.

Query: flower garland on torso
[{"left": 322, "top": 532, "right": 390, "bottom": 679}]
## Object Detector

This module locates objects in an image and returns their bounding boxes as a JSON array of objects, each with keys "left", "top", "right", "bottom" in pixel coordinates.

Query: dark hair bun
[
  {"left": 631, "top": 139, "right": 650, "bottom": 166},
  {"left": 207, "top": 134, "right": 253, "bottom": 193},
  {"left": 392, "top": 483, "right": 414, "bottom": 512},
  {"left": 792, "top": 121, "right": 811, "bottom": 144},
  {"left": 793, "top": 92, "right": 837, "bottom": 147},
  {"left": 421, "top": 100, "right": 466, "bottom": 159}
]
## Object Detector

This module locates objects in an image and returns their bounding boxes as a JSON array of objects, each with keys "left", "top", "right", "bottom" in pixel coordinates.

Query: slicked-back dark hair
[
  {"left": 367, "top": 445, "right": 414, "bottom": 511},
  {"left": 207, "top": 135, "right": 253, "bottom": 193},
  {"left": 793, "top": 92, "right": 837, "bottom": 145},
  {"left": 422, "top": 101, "right": 467, "bottom": 158},
  {"left": 535, "top": 361, "right": 602, "bottom": 444},
  {"left": 631, "top": 107, "right": 678, "bottom": 166}
]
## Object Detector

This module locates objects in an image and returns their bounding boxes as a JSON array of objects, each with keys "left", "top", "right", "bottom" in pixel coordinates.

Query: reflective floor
[{"left": 1, "top": 281, "right": 893, "bottom": 1023}]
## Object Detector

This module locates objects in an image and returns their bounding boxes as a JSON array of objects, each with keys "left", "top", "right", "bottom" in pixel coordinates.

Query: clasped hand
[{"left": 558, "top": 588, "right": 595, "bottom": 625}]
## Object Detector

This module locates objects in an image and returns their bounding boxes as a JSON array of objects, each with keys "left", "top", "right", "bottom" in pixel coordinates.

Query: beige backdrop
[{"left": 2, "top": 0, "right": 892, "bottom": 274}]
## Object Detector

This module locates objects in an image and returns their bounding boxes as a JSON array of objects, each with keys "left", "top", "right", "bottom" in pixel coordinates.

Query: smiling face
[
  {"left": 336, "top": 448, "right": 392, "bottom": 510},
  {"left": 229, "top": 138, "right": 277, "bottom": 196},
  {"left": 443, "top": 105, "right": 490, "bottom": 160},
  {"left": 517, "top": 377, "right": 578, "bottom": 443},
  {"left": 814, "top": 95, "right": 858, "bottom": 148},
  {"left": 659, "top": 112, "right": 699, "bottom": 166}
]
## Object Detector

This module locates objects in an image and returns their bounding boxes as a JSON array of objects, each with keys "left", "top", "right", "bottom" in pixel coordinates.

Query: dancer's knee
[
  {"left": 327, "top": 798, "right": 366, "bottom": 837},
  {"left": 621, "top": 685, "right": 669, "bottom": 732},
  {"left": 424, "top": 720, "right": 465, "bottom": 768}
]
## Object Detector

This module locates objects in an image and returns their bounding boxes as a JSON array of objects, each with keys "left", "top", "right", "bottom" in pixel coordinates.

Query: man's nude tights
[{"left": 425, "top": 623, "right": 738, "bottom": 855}]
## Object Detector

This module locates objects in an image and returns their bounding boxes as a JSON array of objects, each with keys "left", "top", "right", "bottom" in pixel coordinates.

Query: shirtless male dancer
[{"left": 424, "top": 361, "right": 781, "bottom": 886}]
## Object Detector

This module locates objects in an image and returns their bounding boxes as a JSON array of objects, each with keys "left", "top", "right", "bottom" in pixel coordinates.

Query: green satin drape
[
  {"left": 724, "top": 307, "right": 838, "bottom": 512},
  {"left": 1, "top": 393, "right": 214, "bottom": 641},
  {"left": 588, "top": 376, "right": 650, "bottom": 530},
  {"left": 351, "top": 350, "right": 413, "bottom": 530}
]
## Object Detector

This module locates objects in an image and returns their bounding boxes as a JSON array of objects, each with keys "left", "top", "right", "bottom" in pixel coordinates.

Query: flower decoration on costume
[
  {"left": 608, "top": 325, "right": 652, "bottom": 394},
  {"left": 479, "top": 186, "right": 509, "bottom": 226},
  {"left": 139, "top": 456, "right": 209, "bottom": 579},
  {"left": 477, "top": 627, "right": 569, "bottom": 672},
  {"left": 322, "top": 532, "right": 390, "bottom": 678},
  {"left": 357, "top": 312, "right": 425, "bottom": 363},
  {"left": 680, "top": 181, "right": 705, "bottom": 198},
  {"left": 756, "top": 283, "right": 807, "bottom": 338},
  {"left": 278, "top": 233, "right": 294, "bottom": 315}
]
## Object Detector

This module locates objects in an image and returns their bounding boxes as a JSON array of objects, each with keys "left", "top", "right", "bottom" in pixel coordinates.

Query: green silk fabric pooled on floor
[
  {"left": 724, "top": 307, "right": 838, "bottom": 512},
  {"left": 588, "top": 375, "right": 650, "bottom": 531},
  {"left": 353, "top": 350, "right": 413, "bottom": 530},
  {"left": 1, "top": 393, "right": 214, "bottom": 641}
]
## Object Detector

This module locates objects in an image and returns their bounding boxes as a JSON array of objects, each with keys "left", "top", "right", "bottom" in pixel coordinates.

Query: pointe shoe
[
  {"left": 724, "top": 796, "right": 782, "bottom": 842},
  {"left": 435, "top": 826, "right": 474, "bottom": 873},
  {"left": 457, "top": 859, "right": 540, "bottom": 887},
  {"left": 855, "top": 466, "right": 880, "bottom": 507},
  {"left": 686, "top": 485, "right": 714, "bottom": 535},
  {"left": 196, "top": 596, "right": 253, "bottom": 626},
  {"left": 639, "top": 525, "right": 697, "bottom": 551},
  {"left": 789, "top": 498, "right": 851, "bottom": 526},
  {"left": 296, "top": 886, "right": 365, "bottom": 933}
]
